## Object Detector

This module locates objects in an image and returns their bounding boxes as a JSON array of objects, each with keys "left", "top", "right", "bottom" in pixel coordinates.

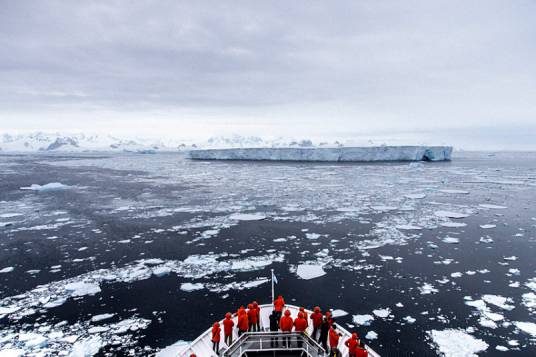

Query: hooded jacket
[
  {"left": 274, "top": 296, "right": 285, "bottom": 312},
  {"left": 211, "top": 322, "right": 221, "bottom": 342},
  {"left": 294, "top": 312, "right": 308, "bottom": 332},
  {"left": 279, "top": 310, "right": 293, "bottom": 331},
  {"left": 223, "top": 313, "right": 234, "bottom": 336},
  {"left": 311, "top": 307, "right": 323, "bottom": 328}
]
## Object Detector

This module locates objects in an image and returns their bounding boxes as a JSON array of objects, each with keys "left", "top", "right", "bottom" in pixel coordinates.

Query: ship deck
[{"left": 175, "top": 304, "right": 380, "bottom": 357}]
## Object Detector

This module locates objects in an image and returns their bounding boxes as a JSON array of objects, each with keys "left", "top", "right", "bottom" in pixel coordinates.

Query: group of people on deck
[{"left": 208, "top": 295, "right": 368, "bottom": 357}]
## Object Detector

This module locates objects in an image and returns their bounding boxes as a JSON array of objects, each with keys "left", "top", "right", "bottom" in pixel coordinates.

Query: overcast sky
[{"left": 1, "top": 1, "right": 535, "bottom": 148}]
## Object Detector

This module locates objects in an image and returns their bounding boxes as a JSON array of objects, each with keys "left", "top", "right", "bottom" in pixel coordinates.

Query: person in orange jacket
[
  {"left": 344, "top": 332, "right": 359, "bottom": 357},
  {"left": 223, "top": 312, "right": 234, "bottom": 346},
  {"left": 310, "top": 306, "right": 323, "bottom": 341},
  {"left": 329, "top": 324, "right": 342, "bottom": 353},
  {"left": 299, "top": 307, "right": 309, "bottom": 328},
  {"left": 211, "top": 322, "right": 221, "bottom": 352},
  {"left": 279, "top": 309, "right": 293, "bottom": 347},
  {"left": 273, "top": 295, "right": 285, "bottom": 320},
  {"left": 237, "top": 308, "right": 249, "bottom": 336},
  {"left": 355, "top": 341, "right": 368, "bottom": 357},
  {"left": 252, "top": 301, "right": 260, "bottom": 331},
  {"left": 294, "top": 311, "right": 308, "bottom": 348},
  {"left": 247, "top": 303, "right": 258, "bottom": 332},
  {"left": 325, "top": 310, "right": 334, "bottom": 325}
]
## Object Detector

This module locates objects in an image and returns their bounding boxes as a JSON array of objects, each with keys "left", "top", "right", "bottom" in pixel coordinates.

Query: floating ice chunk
[
  {"left": 503, "top": 256, "right": 517, "bottom": 261},
  {"left": 372, "top": 308, "right": 391, "bottom": 318},
  {"left": 152, "top": 266, "right": 172, "bottom": 277},
  {"left": 428, "top": 329, "right": 488, "bottom": 357},
  {"left": 90, "top": 313, "right": 115, "bottom": 322},
  {"left": 69, "top": 336, "right": 103, "bottom": 357},
  {"left": 88, "top": 326, "right": 109, "bottom": 333},
  {"left": 514, "top": 321, "right": 536, "bottom": 336},
  {"left": 273, "top": 238, "right": 287, "bottom": 242},
  {"left": 442, "top": 237, "right": 460, "bottom": 244},
  {"left": 180, "top": 282, "right": 204, "bottom": 292},
  {"left": 0, "top": 349, "right": 24, "bottom": 357},
  {"left": 305, "top": 233, "right": 321, "bottom": 240},
  {"left": 352, "top": 314, "right": 374, "bottom": 326},
  {"left": 439, "top": 189, "right": 469, "bottom": 194},
  {"left": 396, "top": 224, "right": 422, "bottom": 230},
  {"left": 482, "top": 295, "right": 515, "bottom": 310},
  {"left": 0, "top": 213, "right": 23, "bottom": 218},
  {"left": 479, "top": 204, "right": 507, "bottom": 209},
  {"left": 331, "top": 309, "right": 348, "bottom": 318},
  {"left": 419, "top": 283, "right": 438, "bottom": 295},
  {"left": 0, "top": 267, "right": 14, "bottom": 273},
  {"left": 241, "top": 278, "right": 269, "bottom": 288},
  {"left": 495, "top": 345, "right": 509, "bottom": 351},
  {"left": 18, "top": 332, "right": 48, "bottom": 348},
  {"left": 451, "top": 272, "right": 463, "bottom": 278},
  {"left": 117, "top": 239, "right": 131, "bottom": 244},
  {"left": 20, "top": 182, "right": 71, "bottom": 192},
  {"left": 229, "top": 213, "right": 266, "bottom": 221},
  {"left": 365, "top": 331, "right": 378, "bottom": 340},
  {"left": 435, "top": 211, "right": 469, "bottom": 219},
  {"left": 522, "top": 292, "right": 536, "bottom": 313},
  {"left": 404, "top": 193, "right": 426, "bottom": 199},
  {"left": 296, "top": 264, "right": 326, "bottom": 280},
  {"left": 480, "top": 224, "right": 496, "bottom": 229},
  {"left": 403, "top": 316, "right": 416, "bottom": 324},
  {"left": 64, "top": 282, "right": 101, "bottom": 297},
  {"left": 440, "top": 222, "right": 467, "bottom": 228}
]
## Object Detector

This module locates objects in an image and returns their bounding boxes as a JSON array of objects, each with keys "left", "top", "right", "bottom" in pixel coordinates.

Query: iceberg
[{"left": 188, "top": 146, "right": 452, "bottom": 162}]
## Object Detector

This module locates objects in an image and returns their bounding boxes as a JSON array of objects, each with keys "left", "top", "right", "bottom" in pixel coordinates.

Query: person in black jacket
[
  {"left": 319, "top": 316, "right": 330, "bottom": 352},
  {"left": 269, "top": 310, "right": 279, "bottom": 347}
]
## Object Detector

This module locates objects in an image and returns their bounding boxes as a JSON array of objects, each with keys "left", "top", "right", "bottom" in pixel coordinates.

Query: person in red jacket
[
  {"left": 211, "top": 322, "right": 221, "bottom": 352},
  {"left": 252, "top": 301, "right": 260, "bottom": 331},
  {"left": 325, "top": 310, "right": 334, "bottom": 325},
  {"left": 223, "top": 312, "right": 234, "bottom": 346},
  {"left": 279, "top": 309, "right": 293, "bottom": 347},
  {"left": 294, "top": 311, "right": 308, "bottom": 348},
  {"left": 329, "top": 324, "right": 342, "bottom": 353},
  {"left": 274, "top": 295, "right": 285, "bottom": 320},
  {"left": 247, "top": 303, "right": 258, "bottom": 332},
  {"left": 310, "top": 306, "right": 323, "bottom": 341},
  {"left": 299, "top": 307, "right": 309, "bottom": 328},
  {"left": 344, "top": 332, "right": 359, "bottom": 357},
  {"left": 237, "top": 308, "right": 249, "bottom": 337},
  {"left": 355, "top": 341, "right": 368, "bottom": 357}
]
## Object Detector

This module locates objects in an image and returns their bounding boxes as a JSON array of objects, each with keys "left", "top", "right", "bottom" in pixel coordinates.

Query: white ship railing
[
  {"left": 175, "top": 303, "right": 381, "bottom": 357},
  {"left": 223, "top": 332, "right": 327, "bottom": 357}
]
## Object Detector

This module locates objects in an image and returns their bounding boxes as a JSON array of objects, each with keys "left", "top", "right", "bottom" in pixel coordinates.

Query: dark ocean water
[{"left": 0, "top": 152, "right": 535, "bottom": 356}]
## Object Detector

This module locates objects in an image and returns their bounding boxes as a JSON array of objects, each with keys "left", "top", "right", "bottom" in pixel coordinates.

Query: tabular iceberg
[{"left": 188, "top": 146, "right": 452, "bottom": 162}]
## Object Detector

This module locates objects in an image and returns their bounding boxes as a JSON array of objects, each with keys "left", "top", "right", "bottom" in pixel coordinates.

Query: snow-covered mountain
[
  {"left": 0, "top": 132, "right": 171, "bottom": 153},
  {"left": 0, "top": 132, "right": 337, "bottom": 152}
]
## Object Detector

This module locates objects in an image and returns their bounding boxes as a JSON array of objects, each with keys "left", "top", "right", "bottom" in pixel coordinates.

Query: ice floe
[
  {"left": 352, "top": 314, "right": 374, "bottom": 326},
  {"left": 435, "top": 211, "right": 470, "bottom": 219},
  {"left": 478, "top": 204, "right": 507, "bottom": 209},
  {"left": 228, "top": 213, "right": 266, "bottom": 221},
  {"left": 428, "top": 329, "right": 488, "bottom": 357},
  {"left": 0, "top": 267, "right": 14, "bottom": 273},
  {"left": 20, "top": 182, "right": 71, "bottom": 192},
  {"left": 372, "top": 308, "right": 391, "bottom": 318},
  {"left": 514, "top": 321, "right": 536, "bottom": 336},
  {"left": 296, "top": 264, "right": 326, "bottom": 280}
]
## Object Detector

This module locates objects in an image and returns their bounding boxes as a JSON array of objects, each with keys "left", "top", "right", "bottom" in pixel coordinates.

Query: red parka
[
  {"left": 294, "top": 312, "right": 308, "bottom": 332},
  {"left": 211, "top": 322, "right": 221, "bottom": 342},
  {"left": 310, "top": 307, "right": 323, "bottom": 328},
  {"left": 345, "top": 333, "right": 359, "bottom": 356},
  {"left": 329, "top": 327, "right": 340, "bottom": 348},
  {"left": 274, "top": 295, "right": 285, "bottom": 312},
  {"left": 279, "top": 310, "right": 293, "bottom": 331},
  {"left": 247, "top": 304, "right": 258, "bottom": 324},
  {"left": 237, "top": 310, "right": 249, "bottom": 331},
  {"left": 299, "top": 307, "right": 309, "bottom": 328},
  {"left": 223, "top": 313, "right": 234, "bottom": 336}
]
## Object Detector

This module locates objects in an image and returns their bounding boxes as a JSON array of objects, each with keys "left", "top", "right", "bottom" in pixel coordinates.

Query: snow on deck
[
  {"left": 188, "top": 146, "right": 452, "bottom": 162},
  {"left": 166, "top": 304, "right": 380, "bottom": 357}
]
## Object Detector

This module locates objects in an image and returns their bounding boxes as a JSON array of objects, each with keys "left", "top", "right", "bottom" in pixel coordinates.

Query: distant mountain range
[{"left": 0, "top": 132, "right": 344, "bottom": 152}]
